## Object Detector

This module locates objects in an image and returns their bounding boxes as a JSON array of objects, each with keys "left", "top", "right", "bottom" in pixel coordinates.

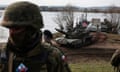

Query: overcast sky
[{"left": 0, "top": 0, "right": 120, "bottom": 7}]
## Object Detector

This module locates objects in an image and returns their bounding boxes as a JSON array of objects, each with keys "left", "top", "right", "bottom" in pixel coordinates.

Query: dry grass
[
  {"left": 106, "top": 33, "right": 120, "bottom": 44},
  {"left": 53, "top": 32, "right": 63, "bottom": 38},
  {"left": 70, "top": 60, "right": 114, "bottom": 72}
]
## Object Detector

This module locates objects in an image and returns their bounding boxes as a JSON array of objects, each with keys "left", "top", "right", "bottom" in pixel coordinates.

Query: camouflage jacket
[{"left": 0, "top": 42, "right": 71, "bottom": 72}]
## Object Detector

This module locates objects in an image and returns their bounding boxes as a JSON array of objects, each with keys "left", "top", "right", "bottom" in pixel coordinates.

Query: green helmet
[{"left": 1, "top": 1, "right": 44, "bottom": 30}]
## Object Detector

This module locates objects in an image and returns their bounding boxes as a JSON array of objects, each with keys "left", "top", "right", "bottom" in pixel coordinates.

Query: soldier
[
  {"left": 42, "top": 29, "right": 60, "bottom": 47},
  {"left": 111, "top": 49, "right": 120, "bottom": 72},
  {"left": 42, "top": 30, "right": 53, "bottom": 45},
  {"left": 0, "top": 1, "right": 71, "bottom": 72}
]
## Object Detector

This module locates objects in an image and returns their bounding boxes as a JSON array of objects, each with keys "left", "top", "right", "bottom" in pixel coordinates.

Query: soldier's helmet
[{"left": 1, "top": 1, "right": 44, "bottom": 30}]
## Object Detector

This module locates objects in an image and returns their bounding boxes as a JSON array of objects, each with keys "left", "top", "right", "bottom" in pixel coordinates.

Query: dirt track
[{"left": 59, "top": 41, "right": 120, "bottom": 63}]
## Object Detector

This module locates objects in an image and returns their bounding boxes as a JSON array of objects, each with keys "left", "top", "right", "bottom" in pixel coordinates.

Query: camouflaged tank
[{"left": 55, "top": 28, "right": 93, "bottom": 48}]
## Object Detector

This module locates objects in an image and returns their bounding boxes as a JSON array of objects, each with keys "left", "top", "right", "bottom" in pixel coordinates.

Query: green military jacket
[{"left": 0, "top": 42, "right": 71, "bottom": 72}]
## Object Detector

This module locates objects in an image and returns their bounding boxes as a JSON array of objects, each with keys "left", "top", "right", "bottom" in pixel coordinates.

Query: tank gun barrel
[{"left": 55, "top": 28, "right": 69, "bottom": 35}]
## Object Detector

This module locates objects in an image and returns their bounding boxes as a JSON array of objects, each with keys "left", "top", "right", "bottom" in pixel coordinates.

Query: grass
[
  {"left": 53, "top": 32, "right": 63, "bottom": 38},
  {"left": 69, "top": 61, "right": 114, "bottom": 72}
]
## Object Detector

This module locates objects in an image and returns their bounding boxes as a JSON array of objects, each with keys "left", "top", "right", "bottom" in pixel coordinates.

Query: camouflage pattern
[
  {"left": 1, "top": 1, "right": 44, "bottom": 30},
  {"left": 0, "top": 42, "right": 71, "bottom": 72},
  {"left": 55, "top": 28, "right": 93, "bottom": 48}
]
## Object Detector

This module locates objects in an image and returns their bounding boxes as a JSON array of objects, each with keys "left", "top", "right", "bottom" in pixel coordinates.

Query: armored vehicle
[{"left": 55, "top": 28, "right": 94, "bottom": 48}]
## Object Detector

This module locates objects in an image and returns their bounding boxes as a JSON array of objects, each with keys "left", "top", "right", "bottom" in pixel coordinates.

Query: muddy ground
[{"left": 58, "top": 41, "right": 120, "bottom": 63}]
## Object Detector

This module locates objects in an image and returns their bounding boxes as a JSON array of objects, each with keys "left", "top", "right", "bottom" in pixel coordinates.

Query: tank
[{"left": 55, "top": 28, "right": 94, "bottom": 48}]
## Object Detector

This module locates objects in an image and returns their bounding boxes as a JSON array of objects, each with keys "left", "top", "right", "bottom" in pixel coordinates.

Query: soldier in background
[
  {"left": 111, "top": 49, "right": 120, "bottom": 72},
  {"left": 0, "top": 1, "right": 71, "bottom": 72},
  {"left": 42, "top": 29, "right": 60, "bottom": 47},
  {"left": 42, "top": 29, "right": 71, "bottom": 72},
  {"left": 42, "top": 30, "right": 53, "bottom": 45},
  {"left": 103, "top": 18, "right": 112, "bottom": 33}
]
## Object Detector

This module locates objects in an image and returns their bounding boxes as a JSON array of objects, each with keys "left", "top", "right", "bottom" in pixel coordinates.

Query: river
[{"left": 0, "top": 11, "right": 108, "bottom": 42}]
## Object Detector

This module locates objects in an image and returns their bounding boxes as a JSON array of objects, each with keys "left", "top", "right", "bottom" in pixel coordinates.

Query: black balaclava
[{"left": 7, "top": 27, "right": 42, "bottom": 56}]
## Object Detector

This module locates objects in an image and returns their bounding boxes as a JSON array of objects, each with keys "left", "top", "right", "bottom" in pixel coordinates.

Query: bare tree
[{"left": 54, "top": 4, "right": 74, "bottom": 32}]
